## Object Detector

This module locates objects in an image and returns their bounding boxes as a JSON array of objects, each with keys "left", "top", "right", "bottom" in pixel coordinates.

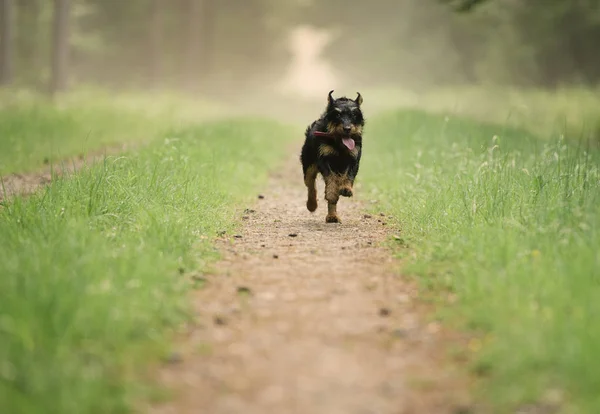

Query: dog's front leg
[
  {"left": 339, "top": 159, "right": 359, "bottom": 197},
  {"left": 338, "top": 170, "right": 354, "bottom": 198},
  {"left": 323, "top": 173, "right": 341, "bottom": 223},
  {"left": 304, "top": 164, "right": 319, "bottom": 212}
]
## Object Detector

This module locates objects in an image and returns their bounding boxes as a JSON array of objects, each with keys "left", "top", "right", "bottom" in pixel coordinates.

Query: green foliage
[
  {"left": 470, "top": 0, "right": 600, "bottom": 86},
  {"left": 10, "top": 0, "right": 299, "bottom": 91},
  {"left": 298, "top": 1, "right": 468, "bottom": 87},
  {"left": 301, "top": 0, "right": 600, "bottom": 87},
  {"left": 362, "top": 109, "right": 600, "bottom": 412},
  {"left": 440, "top": 0, "right": 487, "bottom": 13},
  {"left": 0, "top": 102, "right": 293, "bottom": 413},
  {"left": 10, "top": 0, "right": 600, "bottom": 90}
]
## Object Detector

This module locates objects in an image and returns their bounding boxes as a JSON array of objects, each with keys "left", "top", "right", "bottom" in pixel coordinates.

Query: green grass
[
  {"left": 0, "top": 115, "right": 293, "bottom": 414},
  {"left": 0, "top": 89, "right": 226, "bottom": 175},
  {"left": 362, "top": 109, "right": 600, "bottom": 413},
  {"left": 364, "top": 85, "right": 600, "bottom": 141}
]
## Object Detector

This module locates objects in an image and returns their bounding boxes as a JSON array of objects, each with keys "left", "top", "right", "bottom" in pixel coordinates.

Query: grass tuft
[
  {"left": 363, "top": 109, "right": 600, "bottom": 412},
  {"left": 0, "top": 113, "right": 293, "bottom": 413}
]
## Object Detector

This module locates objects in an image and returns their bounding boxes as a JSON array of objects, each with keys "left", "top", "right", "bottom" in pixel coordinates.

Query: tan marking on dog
[
  {"left": 327, "top": 122, "right": 345, "bottom": 135},
  {"left": 324, "top": 174, "right": 341, "bottom": 204},
  {"left": 351, "top": 125, "right": 363, "bottom": 135},
  {"left": 328, "top": 123, "right": 363, "bottom": 137},
  {"left": 326, "top": 202, "right": 340, "bottom": 223},
  {"left": 318, "top": 144, "right": 338, "bottom": 157}
]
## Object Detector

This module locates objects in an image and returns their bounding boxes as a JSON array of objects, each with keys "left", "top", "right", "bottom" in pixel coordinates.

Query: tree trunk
[
  {"left": 200, "top": 0, "right": 215, "bottom": 78},
  {"left": 148, "top": 0, "right": 162, "bottom": 87},
  {"left": 18, "top": 0, "right": 41, "bottom": 86},
  {"left": 50, "top": 0, "right": 70, "bottom": 95},
  {"left": 183, "top": 0, "right": 200, "bottom": 88},
  {"left": 0, "top": 0, "right": 14, "bottom": 85},
  {"left": 184, "top": 0, "right": 214, "bottom": 90}
]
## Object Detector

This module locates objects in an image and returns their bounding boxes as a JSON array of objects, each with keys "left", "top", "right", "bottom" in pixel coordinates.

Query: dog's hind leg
[
  {"left": 324, "top": 174, "right": 341, "bottom": 223},
  {"left": 304, "top": 164, "right": 319, "bottom": 212}
]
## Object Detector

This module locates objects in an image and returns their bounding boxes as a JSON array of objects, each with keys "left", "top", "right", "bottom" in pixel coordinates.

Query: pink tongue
[{"left": 342, "top": 137, "right": 355, "bottom": 150}]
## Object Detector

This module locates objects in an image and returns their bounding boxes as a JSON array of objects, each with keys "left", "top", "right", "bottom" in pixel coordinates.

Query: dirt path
[
  {"left": 149, "top": 150, "right": 472, "bottom": 414},
  {"left": 0, "top": 143, "right": 138, "bottom": 203}
]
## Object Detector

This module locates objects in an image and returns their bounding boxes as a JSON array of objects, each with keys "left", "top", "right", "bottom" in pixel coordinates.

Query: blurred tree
[
  {"left": 440, "top": 0, "right": 488, "bottom": 12},
  {"left": 6, "top": 0, "right": 600, "bottom": 92},
  {"left": 182, "top": 0, "right": 215, "bottom": 89},
  {"left": 300, "top": 0, "right": 600, "bottom": 88},
  {"left": 297, "top": 0, "right": 469, "bottom": 88},
  {"left": 465, "top": 0, "right": 600, "bottom": 86},
  {"left": 51, "top": 0, "right": 70, "bottom": 95},
  {"left": 64, "top": 0, "right": 294, "bottom": 92},
  {"left": 148, "top": 0, "right": 163, "bottom": 87},
  {"left": 0, "top": 0, "right": 14, "bottom": 85},
  {"left": 16, "top": 0, "right": 43, "bottom": 87}
]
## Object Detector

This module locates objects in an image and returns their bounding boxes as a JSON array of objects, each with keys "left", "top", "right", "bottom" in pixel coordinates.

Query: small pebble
[
  {"left": 453, "top": 406, "right": 473, "bottom": 414},
  {"left": 273, "top": 254, "right": 279, "bottom": 259},
  {"left": 392, "top": 329, "right": 408, "bottom": 338},
  {"left": 363, "top": 214, "right": 372, "bottom": 219},
  {"left": 237, "top": 286, "right": 252, "bottom": 295},
  {"left": 165, "top": 351, "right": 183, "bottom": 365},
  {"left": 234, "top": 234, "right": 243, "bottom": 239},
  {"left": 258, "top": 194, "right": 265, "bottom": 199},
  {"left": 213, "top": 315, "right": 227, "bottom": 326},
  {"left": 379, "top": 307, "right": 391, "bottom": 317},
  {"left": 288, "top": 233, "right": 298, "bottom": 237}
]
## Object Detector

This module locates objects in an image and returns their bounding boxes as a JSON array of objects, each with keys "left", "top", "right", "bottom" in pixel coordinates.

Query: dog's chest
[{"left": 317, "top": 142, "right": 360, "bottom": 159}]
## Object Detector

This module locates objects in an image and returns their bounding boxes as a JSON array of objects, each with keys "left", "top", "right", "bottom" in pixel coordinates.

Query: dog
[{"left": 300, "top": 90, "right": 365, "bottom": 223}]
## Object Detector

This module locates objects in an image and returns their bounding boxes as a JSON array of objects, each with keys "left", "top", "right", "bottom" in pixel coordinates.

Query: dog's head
[{"left": 324, "top": 90, "right": 364, "bottom": 150}]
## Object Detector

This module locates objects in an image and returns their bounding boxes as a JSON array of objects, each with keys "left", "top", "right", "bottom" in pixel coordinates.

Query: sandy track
[{"left": 149, "top": 150, "right": 472, "bottom": 414}]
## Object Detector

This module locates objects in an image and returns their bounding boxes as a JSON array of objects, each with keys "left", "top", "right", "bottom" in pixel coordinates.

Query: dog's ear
[
  {"left": 355, "top": 92, "right": 363, "bottom": 106},
  {"left": 327, "top": 90, "right": 335, "bottom": 106}
]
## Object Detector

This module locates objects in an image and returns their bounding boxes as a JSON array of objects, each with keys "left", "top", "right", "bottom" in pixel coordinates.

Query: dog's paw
[
  {"left": 339, "top": 187, "right": 353, "bottom": 197},
  {"left": 306, "top": 198, "right": 318, "bottom": 212},
  {"left": 325, "top": 214, "right": 341, "bottom": 224}
]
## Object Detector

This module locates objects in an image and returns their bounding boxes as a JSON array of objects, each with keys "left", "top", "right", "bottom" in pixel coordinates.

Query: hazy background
[{"left": 2, "top": 0, "right": 600, "bottom": 107}]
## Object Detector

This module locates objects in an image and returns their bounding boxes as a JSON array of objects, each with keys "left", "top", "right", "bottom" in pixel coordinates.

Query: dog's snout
[{"left": 343, "top": 125, "right": 352, "bottom": 133}]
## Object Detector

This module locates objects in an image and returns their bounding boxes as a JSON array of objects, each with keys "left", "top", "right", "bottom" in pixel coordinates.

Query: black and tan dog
[{"left": 300, "top": 90, "right": 365, "bottom": 223}]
